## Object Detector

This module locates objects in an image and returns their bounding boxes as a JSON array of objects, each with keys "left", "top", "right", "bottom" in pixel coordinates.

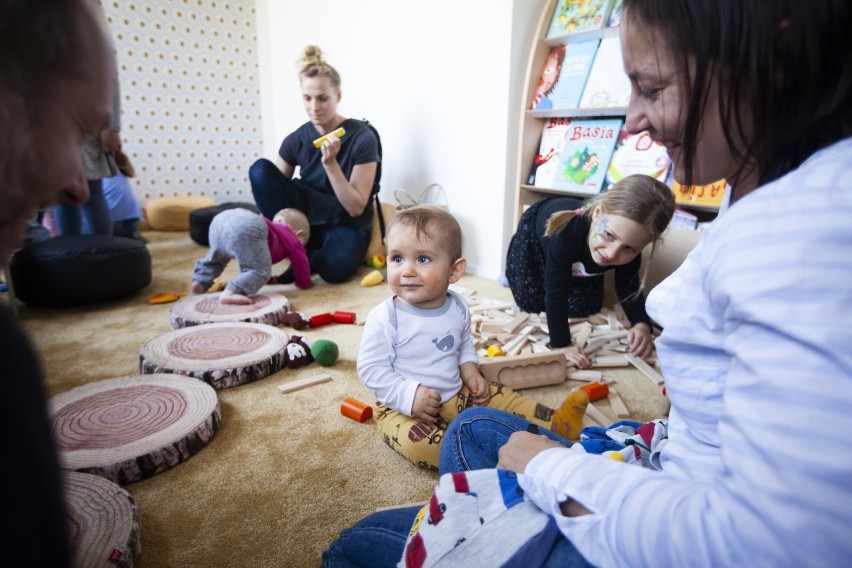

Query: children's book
[
  {"left": 606, "top": 0, "right": 625, "bottom": 27},
  {"left": 531, "top": 40, "right": 599, "bottom": 111},
  {"left": 670, "top": 178, "right": 728, "bottom": 208},
  {"left": 536, "top": 117, "right": 622, "bottom": 194},
  {"left": 546, "top": 0, "right": 614, "bottom": 39},
  {"left": 578, "top": 36, "right": 631, "bottom": 109},
  {"left": 529, "top": 117, "right": 574, "bottom": 186},
  {"left": 668, "top": 207, "right": 698, "bottom": 230},
  {"left": 604, "top": 129, "right": 671, "bottom": 190}
]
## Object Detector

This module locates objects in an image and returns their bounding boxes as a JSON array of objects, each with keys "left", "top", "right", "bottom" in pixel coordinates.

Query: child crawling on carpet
[
  {"left": 356, "top": 204, "right": 589, "bottom": 470},
  {"left": 190, "top": 207, "right": 311, "bottom": 304}
]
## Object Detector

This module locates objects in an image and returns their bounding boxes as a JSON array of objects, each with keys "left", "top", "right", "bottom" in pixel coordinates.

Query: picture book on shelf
[
  {"left": 533, "top": 117, "right": 623, "bottom": 194},
  {"left": 604, "top": 129, "right": 671, "bottom": 190},
  {"left": 670, "top": 178, "right": 728, "bottom": 208},
  {"left": 530, "top": 40, "right": 599, "bottom": 111},
  {"left": 528, "top": 117, "right": 574, "bottom": 185},
  {"left": 546, "top": 0, "right": 614, "bottom": 39},
  {"left": 607, "top": 0, "right": 625, "bottom": 27},
  {"left": 669, "top": 207, "right": 698, "bottom": 230},
  {"left": 579, "top": 36, "right": 632, "bottom": 109}
]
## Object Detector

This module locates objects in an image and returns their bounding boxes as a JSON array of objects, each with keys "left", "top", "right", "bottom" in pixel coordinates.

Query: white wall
[{"left": 256, "top": 0, "right": 548, "bottom": 278}]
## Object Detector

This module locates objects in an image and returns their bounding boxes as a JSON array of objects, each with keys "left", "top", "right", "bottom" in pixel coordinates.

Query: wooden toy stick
[
  {"left": 608, "top": 387, "right": 631, "bottom": 418},
  {"left": 503, "top": 325, "right": 535, "bottom": 356},
  {"left": 278, "top": 374, "right": 332, "bottom": 394},
  {"left": 567, "top": 369, "right": 602, "bottom": 382},
  {"left": 584, "top": 403, "right": 610, "bottom": 427},
  {"left": 625, "top": 353, "right": 665, "bottom": 385},
  {"left": 503, "top": 312, "right": 529, "bottom": 334},
  {"left": 592, "top": 354, "right": 629, "bottom": 368}
]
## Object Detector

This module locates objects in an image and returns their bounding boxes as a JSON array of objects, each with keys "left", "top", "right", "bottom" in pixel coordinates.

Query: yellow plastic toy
[
  {"left": 360, "top": 269, "right": 383, "bottom": 287},
  {"left": 365, "top": 254, "right": 386, "bottom": 268},
  {"left": 313, "top": 127, "right": 345, "bottom": 148},
  {"left": 486, "top": 345, "right": 505, "bottom": 357}
]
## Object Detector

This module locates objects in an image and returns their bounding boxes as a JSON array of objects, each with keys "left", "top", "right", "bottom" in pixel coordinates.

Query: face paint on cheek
[{"left": 591, "top": 213, "right": 610, "bottom": 244}]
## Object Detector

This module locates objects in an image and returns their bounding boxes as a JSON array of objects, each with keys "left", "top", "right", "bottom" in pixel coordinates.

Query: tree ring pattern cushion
[
  {"left": 144, "top": 195, "right": 217, "bottom": 231},
  {"left": 189, "top": 201, "right": 260, "bottom": 246},
  {"left": 10, "top": 235, "right": 151, "bottom": 307}
]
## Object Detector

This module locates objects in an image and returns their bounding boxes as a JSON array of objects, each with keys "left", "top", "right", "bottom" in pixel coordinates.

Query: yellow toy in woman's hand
[{"left": 313, "top": 127, "right": 345, "bottom": 148}]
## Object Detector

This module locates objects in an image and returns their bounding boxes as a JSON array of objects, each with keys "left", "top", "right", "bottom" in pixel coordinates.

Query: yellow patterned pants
[{"left": 375, "top": 383, "right": 554, "bottom": 471}]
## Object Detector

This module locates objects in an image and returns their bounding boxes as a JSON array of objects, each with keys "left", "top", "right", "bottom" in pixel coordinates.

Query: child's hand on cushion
[{"left": 412, "top": 385, "right": 441, "bottom": 424}]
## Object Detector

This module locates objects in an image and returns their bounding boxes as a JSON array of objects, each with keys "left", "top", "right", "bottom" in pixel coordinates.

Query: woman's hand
[
  {"left": 319, "top": 135, "right": 340, "bottom": 166},
  {"left": 559, "top": 344, "right": 591, "bottom": 369},
  {"left": 496, "top": 431, "right": 563, "bottom": 473},
  {"left": 627, "top": 322, "right": 654, "bottom": 359},
  {"left": 411, "top": 384, "right": 441, "bottom": 424}
]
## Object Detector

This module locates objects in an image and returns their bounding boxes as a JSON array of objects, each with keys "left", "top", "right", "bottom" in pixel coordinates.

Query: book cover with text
[
  {"left": 671, "top": 179, "right": 727, "bottom": 208},
  {"left": 549, "top": 117, "right": 623, "bottom": 194},
  {"left": 546, "top": 0, "right": 614, "bottom": 39},
  {"left": 530, "top": 117, "right": 575, "bottom": 186},
  {"left": 604, "top": 130, "right": 671, "bottom": 190},
  {"left": 532, "top": 40, "right": 600, "bottom": 111},
  {"left": 579, "top": 36, "right": 632, "bottom": 109}
]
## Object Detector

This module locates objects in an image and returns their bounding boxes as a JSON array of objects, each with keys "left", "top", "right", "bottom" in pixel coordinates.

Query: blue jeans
[
  {"left": 321, "top": 505, "right": 593, "bottom": 568},
  {"left": 249, "top": 159, "right": 369, "bottom": 283},
  {"left": 322, "top": 408, "right": 595, "bottom": 567},
  {"left": 54, "top": 179, "right": 113, "bottom": 236},
  {"left": 439, "top": 406, "right": 572, "bottom": 473}
]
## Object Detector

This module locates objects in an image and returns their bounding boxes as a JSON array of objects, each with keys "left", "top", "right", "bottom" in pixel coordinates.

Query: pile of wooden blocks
[{"left": 451, "top": 284, "right": 667, "bottom": 425}]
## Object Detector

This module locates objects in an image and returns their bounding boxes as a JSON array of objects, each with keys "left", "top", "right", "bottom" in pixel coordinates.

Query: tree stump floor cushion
[
  {"left": 169, "top": 291, "right": 291, "bottom": 328},
  {"left": 64, "top": 471, "right": 141, "bottom": 568},
  {"left": 144, "top": 195, "right": 217, "bottom": 231},
  {"left": 189, "top": 201, "right": 260, "bottom": 246},
  {"left": 140, "top": 322, "right": 290, "bottom": 389},
  {"left": 49, "top": 374, "right": 220, "bottom": 484},
  {"left": 10, "top": 235, "right": 151, "bottom": 307}
]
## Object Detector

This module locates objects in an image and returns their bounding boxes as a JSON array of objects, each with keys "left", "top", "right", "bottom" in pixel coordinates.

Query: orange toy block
[
  {"left": 579, "top": 381, "right": 609, "bottom": 402},
  {"left": 341, "top": 398, "right": 373, "bottom": 422}
]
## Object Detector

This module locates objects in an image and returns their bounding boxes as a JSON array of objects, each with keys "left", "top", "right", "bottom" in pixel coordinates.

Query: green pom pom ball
[{"left": 311, "top": 339, "right": 339, "bottom": 367}]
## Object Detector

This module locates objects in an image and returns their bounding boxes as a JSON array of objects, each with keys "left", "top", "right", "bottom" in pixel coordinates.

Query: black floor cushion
[{"left": 10, "top": 235, "right": 151, "bottom": 307}]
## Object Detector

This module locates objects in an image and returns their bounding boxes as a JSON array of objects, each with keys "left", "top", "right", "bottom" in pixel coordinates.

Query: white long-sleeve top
[
  {"left": 520, "top": 136, "right": 852, "bottom": 567},
  {"left": 357, "top": 291, "right": 478, "bottom": 416}
]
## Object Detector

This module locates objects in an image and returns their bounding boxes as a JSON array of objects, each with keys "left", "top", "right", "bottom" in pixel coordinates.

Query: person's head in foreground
[{"left": 0, "top": 0, "right": 115, "bottom": 264}]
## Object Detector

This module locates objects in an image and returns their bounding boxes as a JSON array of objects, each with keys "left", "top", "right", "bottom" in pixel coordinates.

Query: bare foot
[
  {"left": 190, "top": 281, "right": 207, "bottom": 295},
  {"left": 219, "top": 289, "right": 254, "bottom": 305}
]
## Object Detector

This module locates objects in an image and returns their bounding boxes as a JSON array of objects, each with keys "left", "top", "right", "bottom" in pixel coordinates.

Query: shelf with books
[{"left": 513, "top": 0, "right": 715, "bottom": 232}]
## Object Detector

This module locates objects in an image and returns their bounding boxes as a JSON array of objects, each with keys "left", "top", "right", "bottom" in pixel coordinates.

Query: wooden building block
[
  {"left": 625, "top": 353, "right": 665, "bottom": 385},
  {"left": 478, "top": 351, "right": 566, "bottom": 390},
  {"left": 502, "top": 325, "right": 535, "bottom": 355},
  {"left": 278, "top": 374, "right": 332, "bottom": 394},
  {"left": 591, "top": 355, "right": 629, "bottom": 368},
  {"left": 608, "top": 387, "right": 631, "bottom": 418},
  {"left": 567, "top": 369, "right": 602, "bottom": 382},
  {"left": 503, "top": 312, "right": 529, "bottom": 334},
  {"left": 584, "top": 402, "right": 610, "bottom": 427}
]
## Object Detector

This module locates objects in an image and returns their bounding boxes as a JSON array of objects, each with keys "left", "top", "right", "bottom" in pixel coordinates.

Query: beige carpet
[{"left": 18, "top": 230, "right": 668, "bottom": 568}]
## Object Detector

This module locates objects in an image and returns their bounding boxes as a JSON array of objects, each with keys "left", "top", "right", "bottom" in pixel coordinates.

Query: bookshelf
[{"left": 513, "top": 0, "right": 718, "bottom": 226}]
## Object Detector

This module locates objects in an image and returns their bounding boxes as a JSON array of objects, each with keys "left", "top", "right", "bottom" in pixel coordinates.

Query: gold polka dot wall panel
[{"left": 101, "top": 0, "right": 262, "bottom": 205}]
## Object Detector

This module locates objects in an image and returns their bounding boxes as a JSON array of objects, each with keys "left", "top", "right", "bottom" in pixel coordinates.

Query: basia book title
[{"left": 568, "top": 123, "right": 616, "bottom": 141}]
